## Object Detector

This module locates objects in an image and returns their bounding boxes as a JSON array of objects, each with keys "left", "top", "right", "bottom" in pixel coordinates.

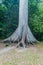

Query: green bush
[{"left": 5, "top": 43, "right": 10, "bottom": 47}]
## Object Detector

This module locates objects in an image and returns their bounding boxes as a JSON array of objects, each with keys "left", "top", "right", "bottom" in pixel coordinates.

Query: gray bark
[{"left": 2, "top": 0, "right": 37, "bottom": 47}]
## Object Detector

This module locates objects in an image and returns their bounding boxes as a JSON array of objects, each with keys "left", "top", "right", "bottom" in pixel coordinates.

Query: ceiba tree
[{"left": 3, "top": 0, "right": 37, "bottom": 47}]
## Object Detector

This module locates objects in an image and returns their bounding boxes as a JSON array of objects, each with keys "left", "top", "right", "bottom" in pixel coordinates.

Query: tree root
[
  {"left": 2, "top": 26, "right": 37, "bottom": 48},
  {"left": 16, "top": 40, "right": 26, "bottom": 48}
]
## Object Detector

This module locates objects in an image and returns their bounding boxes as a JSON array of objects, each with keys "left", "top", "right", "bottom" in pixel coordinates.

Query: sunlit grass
[{"left": 0, "top": 43, "right": 43, "bottom": 65}]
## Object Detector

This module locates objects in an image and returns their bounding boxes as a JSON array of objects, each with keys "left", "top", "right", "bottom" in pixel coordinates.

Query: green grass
[{"left": 0, "top": 43, "right": 43, "bottom": 65}]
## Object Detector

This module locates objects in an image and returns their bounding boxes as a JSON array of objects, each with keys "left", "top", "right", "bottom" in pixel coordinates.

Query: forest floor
[{"left": 0, "top": 42, "right": 43, "bottom": 65}]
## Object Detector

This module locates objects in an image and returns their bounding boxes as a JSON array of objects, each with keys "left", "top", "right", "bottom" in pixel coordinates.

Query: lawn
[{"left": 0, "top": 43, "right": 43, "bottom": 65}]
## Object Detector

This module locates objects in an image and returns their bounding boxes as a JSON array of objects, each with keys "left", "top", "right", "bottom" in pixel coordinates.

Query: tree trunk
[{"left": 3, "top": 0, "right": 37, "bottom": 47}]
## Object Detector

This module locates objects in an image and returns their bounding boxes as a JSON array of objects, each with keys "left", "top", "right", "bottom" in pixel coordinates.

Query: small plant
[{"left": 5, "top": 43, "right": 10, "bottom": 47}]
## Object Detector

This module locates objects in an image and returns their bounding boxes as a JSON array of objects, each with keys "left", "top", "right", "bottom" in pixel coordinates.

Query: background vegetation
[
  {"left": 0, "top": 0, "right": 19, "bottom": 39},
  {"left": 0, "top": 0, "right": 43, "bottom": 41},
  {"left": 28, "top": 0, "right": 43, "bottom": 41}
]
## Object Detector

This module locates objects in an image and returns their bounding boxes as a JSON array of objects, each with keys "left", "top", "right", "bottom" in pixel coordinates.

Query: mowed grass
[{"left": 0, "top": 43, "right": 43, "bottom": 65}]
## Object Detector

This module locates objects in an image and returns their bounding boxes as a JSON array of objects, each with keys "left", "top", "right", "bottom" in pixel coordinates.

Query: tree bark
[{"left": 3, "top": 0, "right": 37, "bottom": 47}]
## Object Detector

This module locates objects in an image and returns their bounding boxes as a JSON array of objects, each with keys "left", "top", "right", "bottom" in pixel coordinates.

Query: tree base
[{"left": 2, "top": 25, "right": 37, "bottom": 48}]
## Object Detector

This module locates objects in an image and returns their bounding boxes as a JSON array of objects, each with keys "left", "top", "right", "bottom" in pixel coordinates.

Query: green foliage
[
  {"left": 0, "top": 0, "right": 19, "bottom": 39},
  {"left": 28, "top": 0, "right": 43, "bottom": 41},
  {"left": 0, "top": 4, "right": 7, "bottom": 39}
]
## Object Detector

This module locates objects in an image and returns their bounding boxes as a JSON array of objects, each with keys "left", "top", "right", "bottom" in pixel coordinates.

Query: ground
[{"left": 0, "top": 42, "right": 43, "bottom": 65}]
